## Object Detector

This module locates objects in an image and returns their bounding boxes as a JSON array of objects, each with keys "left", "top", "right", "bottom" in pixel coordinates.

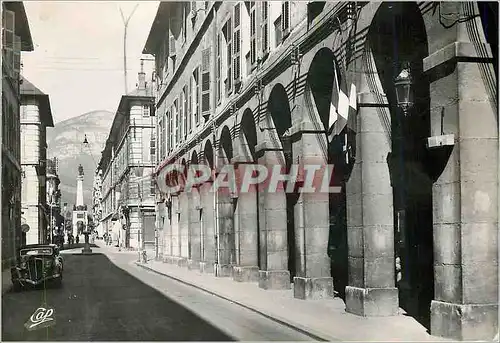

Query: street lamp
[
  {"left": 394, "top": 62, "right": 414, "bottom": 116},
  {"left": 81, "top": 134, "right": 100, "bottom": 254},
  {"left": 393, "top": 62, "right": 414, "bottom": 287}
]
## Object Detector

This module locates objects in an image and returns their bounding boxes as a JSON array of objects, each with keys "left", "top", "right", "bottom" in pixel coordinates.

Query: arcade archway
[
  {"left": 307, "top": 47, "right": 353, "bottom": 299},
  {"left": 267, "top": 84, "right": 297, "bottom": 282},
  {"left": 370, "top": 2, "right": 433, "bottom": 328}
]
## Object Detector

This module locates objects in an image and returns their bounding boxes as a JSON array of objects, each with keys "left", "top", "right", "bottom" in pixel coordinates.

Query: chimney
[{"left": 138, "top": 59, "right": 146, "bottom": 90}]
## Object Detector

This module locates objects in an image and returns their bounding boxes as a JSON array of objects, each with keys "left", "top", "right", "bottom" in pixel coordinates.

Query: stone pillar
[
  {"left": 290, "top": 122, "right": 334, "bottom": 299},
  {"left": 156, "top": 201, "right": 166, "bottom": 260},
  {"left": 423, "top": 40, "right": 498, "bottom": 340},
  {"left": 256, "top": 141, "right": 290, "bottom": 290},
  {"left": 345, "top": 85, "right": 399, "bottom": 314},
  {"left": 232, "top": 158, "right": 260, "bottom": 282},
  {"left": 162, "top": 200, "right": 172, "bottom": 262},
  {"left": 178, "top": 191, "right": 189, "bottom": 267},
  {"left": 170, "top": 194, "right": 181, "bottom": 263},
  {"left": 199, "top": 180, "right": 216, "bottom": 273},
  {"left": 187, "top": 187, "right": 201, "bottom": 270}
]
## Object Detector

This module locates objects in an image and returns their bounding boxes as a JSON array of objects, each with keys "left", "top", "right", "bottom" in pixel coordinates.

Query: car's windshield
[{"left": 20, "top": 248, "right": 52, "bottom": 256}]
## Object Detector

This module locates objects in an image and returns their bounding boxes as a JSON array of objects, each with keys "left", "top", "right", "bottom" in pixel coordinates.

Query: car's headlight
[
  {"left": 20, "top": 262, "right": 26, "bottom": 269},
  {"left": 44, "top": 260, "right": 53, "bottom": 268}
]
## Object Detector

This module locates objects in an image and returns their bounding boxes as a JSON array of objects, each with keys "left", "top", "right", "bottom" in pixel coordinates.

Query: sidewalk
[{"left": 133, "top": 258, "right": 450, "bottom": 342}]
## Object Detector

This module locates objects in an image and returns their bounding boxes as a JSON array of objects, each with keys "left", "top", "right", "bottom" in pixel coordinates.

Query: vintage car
[{"left": 11, "top": 244, "right": 63, "bottom": 290}]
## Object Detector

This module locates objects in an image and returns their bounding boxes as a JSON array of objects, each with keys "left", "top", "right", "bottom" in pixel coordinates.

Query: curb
[{"left": 134, "top": 262, "right": 337, "bottom": 342}]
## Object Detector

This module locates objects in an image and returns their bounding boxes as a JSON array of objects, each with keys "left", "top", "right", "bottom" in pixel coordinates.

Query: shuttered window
[
  {"left": 174, "top": 100, "right": 179, "bottom": 145},
  {"left": 159, "top": 118, "right": 164, "bottom": 160},
  {"left": 183, "top": 85, "right": 188, "bottom": 138},
  {"left": 261, "top": 2, "right": 269, "bottom": 54},
  {"left": 193, "top": 67, "right": 200, "bottom": 125},
  {"left": 281, "top": 1, "right": 290, "bottom": 38},
  {"left": 188, "top": 77, "right": 193, "bottom": 132},
  {"left": 150, "top": 130, "right": 156, "bottom": 164},
  {"left": 179, "top": 92, "right": 184, "bottom": 140},
  {"left": 226, "top": 18, "right": 232, "bottom": 95},
  {"left": 216, "top": 33, "right": 222, "bottom": 104},
  {"left": 233, "top": 4, "right": 241, "bottom": 82},
  {"left": 3, "top": 10, "right": 15, "bottom": 78},
  {"left": 201, "top": 49, "right": 211, "bottom": 117},
  {"left": 168, "top": 109, "right": 173, "bottom": 152},
  {"left": 249, "top": 2, "right": 256, "bottom": 66}
]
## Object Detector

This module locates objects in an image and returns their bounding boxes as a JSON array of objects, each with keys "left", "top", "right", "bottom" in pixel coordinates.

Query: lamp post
[
  {"left": 393, "top": 62, "right": 414, "bottom": 286},
  {"left": 81, "top": 134, "right": 99, "bottom": 254}
]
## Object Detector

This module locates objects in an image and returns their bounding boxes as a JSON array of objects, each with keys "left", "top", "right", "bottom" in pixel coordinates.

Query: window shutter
[
  {"left": 175, "top": 101, "right": 180, "bottom": 145},
  {"left": 282, "top": 1, "right": 290, "bottom": 37},
  {"left": 179, "top": 92, "right": 184, "bottom": 140},
  {"left": 169, "top": 109, "right": 173, "bottom": 152},
  {"left": 3, "top": 10, "right": 15, "bottom": 78},
  {"left": 13, "top": 35, "right": 21, "bottom": 79},
  {"left": 183, "top": 85, "right": 188, "bottom": 137},
  {"left": 216, "top": 33, "right": 221, "bottom": 103},
  {"left": 193, "top": 68, "right": 200, "bottom": 125},
  {"left": 169, "top": 33, "right": 176, "bottom": 57},
  {"left": 261, "top": 2, "right": 269, "bottom": 54},
  {"left": 250, "top": 3, "right": 256, "bottom": 66},
  {"left": 234, "top": 3, "right": 241, "bottom": 27},
  {"left": 226, "top": 17, "right": 233, "bottom": 95},
  {"left": 201, "top": 49, "right": 211, "bottom": 117},
  {"left": 189, "top": 77, "right": 193, "bottom": 132},
  {"left": 233, "top": 29, "right": 241, "bottom": 82}
]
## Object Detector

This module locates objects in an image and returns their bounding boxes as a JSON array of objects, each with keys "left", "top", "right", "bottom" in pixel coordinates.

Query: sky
[{"left": 21, "top": 1, "right": 159, "bottom": 124}]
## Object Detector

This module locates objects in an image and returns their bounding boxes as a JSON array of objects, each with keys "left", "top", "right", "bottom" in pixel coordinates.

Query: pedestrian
[{"left": 76, "top": 235, "right": 79, "bottom": 244}]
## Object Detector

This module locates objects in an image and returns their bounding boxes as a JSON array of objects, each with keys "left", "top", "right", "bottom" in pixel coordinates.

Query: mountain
[{"left": 47, "top": 110, "right": 114, "bottom": 208}]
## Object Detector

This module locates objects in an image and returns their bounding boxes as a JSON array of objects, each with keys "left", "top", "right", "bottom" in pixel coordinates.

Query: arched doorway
[
  {"left": 369, "top": 2, "right": 434, "bottom": 328},
  {"left": 307, "top": 47, "right": 355, "bottom": 300},
  {"left": 267, "top": 84, "right": 297, "bottom": 282}
]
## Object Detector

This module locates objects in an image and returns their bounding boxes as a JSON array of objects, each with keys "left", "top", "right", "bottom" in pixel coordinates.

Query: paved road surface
[{"left": 2, "top": 248, "right": 315, "bottom": 341}]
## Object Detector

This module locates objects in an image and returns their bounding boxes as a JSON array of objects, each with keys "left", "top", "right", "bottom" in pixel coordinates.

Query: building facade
[
  {"left": 98, "top": 67, "right": 156, "bottom": 250},
  {"left": 145, "top": 1, "right": 498, "bottom": 341},
  {"left": 1, "top": 2, "right": 34, "bottom": 270},
  {"left": 92, "top": 169, "right": 104, "bottom": 237},
  {"left": 20, "top": 78, "right": 54, "bottom": 245}
]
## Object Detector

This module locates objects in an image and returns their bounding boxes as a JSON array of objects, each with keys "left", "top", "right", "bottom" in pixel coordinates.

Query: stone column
[
  {"left": 170, "top": 194, "right": 181, "bottom": 264},
  {"left": 199, "top": 180, "right": 216, "bottom": 273},
  {"left": 162, "top": 200, "right": 172, "bottom": 262},
  {"left": 157, "top": 201, "right": 166, "bottom": 260},
  {"left": 424, "top": 40, "right": 498, "bottom": 340},
  {"left": 290, "top": 122, "right": 334, "bottom": 299},
  {"left": 256, "top": 141, "right": 290, "bottom": 290},
  {"left": 187, "top": 187, "right": 201, "bottom": 270},
  {"left": 345, "top": 84, "right": 399, "bottom": 314},
  {"left": 178, "top": 191, "right": 189, "bottom": 267},
  {"left": 232, "top": 158, "right": 260, "bottom": 282}
]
